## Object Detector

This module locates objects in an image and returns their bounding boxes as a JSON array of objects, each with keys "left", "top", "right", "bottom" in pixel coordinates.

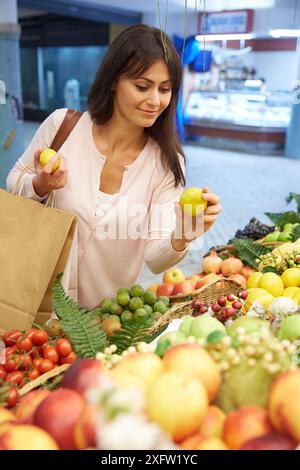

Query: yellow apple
[
  {"left": 146, "top": 370, "right": 208, "bottom": 443},
  {"left": 39, "top": 148, "right": 61, "bottom": 174},
  {"left": 110, "top": 352, "right": 164, "bottom": 392},
  {"left": 162, "top": 268, "right": 185, "bottom": 285},
  {"left": 180, "top": 187, "right": 207, "bottom": 216},
  {"left": 163, "top": 344, "right": 221, "bottom": 402}
]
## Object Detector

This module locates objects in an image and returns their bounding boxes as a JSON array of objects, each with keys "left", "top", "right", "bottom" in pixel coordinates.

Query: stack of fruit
[
  {"left": 96, "top": 284, "right": 170, "bottom": 337},
  {"left": 0, "top": 328, "right": 76, "bottom": 408},
  {"left": 263, "top": 223, "right": 300, "bottom": 243}
]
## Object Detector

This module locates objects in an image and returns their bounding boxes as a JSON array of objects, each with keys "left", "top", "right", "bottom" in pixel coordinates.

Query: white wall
[{"left": 0, "top": 0, "right": 17, "bottom": 23}]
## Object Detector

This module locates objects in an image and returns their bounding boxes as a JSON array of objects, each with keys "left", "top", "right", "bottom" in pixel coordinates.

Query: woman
[{"left": 7, "top": 24, "right": 221, "bottom": 310}]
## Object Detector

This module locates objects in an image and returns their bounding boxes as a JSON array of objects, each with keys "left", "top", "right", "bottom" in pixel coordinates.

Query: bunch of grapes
[
  {"left": 258, "top": 250, "right": 300, "bottom": 273},
  {"left": 232, "top": 218, "right": 275, "bottom": 241}
]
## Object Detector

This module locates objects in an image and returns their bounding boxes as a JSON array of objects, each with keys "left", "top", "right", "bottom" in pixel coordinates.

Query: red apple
[
  {"left": 172, "top": 281, "right": 194, "bottom": 296},
  {"left": 61, "top": 359, "right": 105, "bottom": 397},
  {"left": 195, "top": 279, "right": 206, "bottom": 290},
  {"left": 73, "top": 405, "right": 97, "bottom": 450},
  {"left": 33, "top": 388, "right": 86, "bottom": 450},
  {"left": 162, "top": 268, "right": 185, "bottom": 285},
  {"left": 15, "top": 390, "right": 50, "bottom": 424},
  {"left": 240, "top": 432, "right": 297, "bottom": 450},
  {"left": 156, "top": 283, "right": 174, "bottom": 297},
  {"left": 0, "top": 424, "right": 59, "bottom": 450}
]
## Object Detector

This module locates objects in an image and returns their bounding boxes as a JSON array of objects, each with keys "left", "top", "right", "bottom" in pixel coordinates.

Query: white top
[{"left": 7, "top": 108, "right": 189, "bottom": 309}]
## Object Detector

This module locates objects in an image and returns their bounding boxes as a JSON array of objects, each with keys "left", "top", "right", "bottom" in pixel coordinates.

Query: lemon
[
  {"left": 245, "top": 288, "right": 274, "bottom": 312},
  {"left": 258, "top": 272, "right": 284, "bottom": 297},
  {"left": 246, "top": 272, "right": 263, "bottom": 289},
  {"left": 179, "top": 187, "right": 207, "bottom": 216},
  {"left": 281, "top": 268, "right": 300, "bottom": 288},
  {"left": 282, "top": 286, "right": 300, "bottom": 299},
  {"left": 39, "top": 148, "right": 60, "bottom": 173}
]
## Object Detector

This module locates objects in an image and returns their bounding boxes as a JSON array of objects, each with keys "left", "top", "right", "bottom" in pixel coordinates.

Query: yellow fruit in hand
[
  {"left": 39, "top": 148, "right": 60, "bottom": 173},
  {"left": 258, "top": 272, "right": 284, "bottom": 297},
  {"left": 246, "top": 272, "right": 263, "bottom": 289},
  {"left": 180, "top": 187, "right": 207, "bottom": 216},
  {"left": 281, "top": 268, "right": 300, "bottom": 288}
]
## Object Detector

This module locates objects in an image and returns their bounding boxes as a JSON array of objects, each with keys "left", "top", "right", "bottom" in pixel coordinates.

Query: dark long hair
[{"left": 88, "top": 24, "right": 185, "bottom": 187}]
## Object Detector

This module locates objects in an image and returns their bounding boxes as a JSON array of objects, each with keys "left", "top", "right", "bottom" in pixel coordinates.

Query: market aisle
[{"left": 2, "top": 121, "right": 300, "bottom": 287}]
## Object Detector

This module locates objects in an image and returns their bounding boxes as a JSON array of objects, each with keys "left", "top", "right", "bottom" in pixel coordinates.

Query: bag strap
[{"left": 50, "top": 109, "right": 83, "bottom": 152}]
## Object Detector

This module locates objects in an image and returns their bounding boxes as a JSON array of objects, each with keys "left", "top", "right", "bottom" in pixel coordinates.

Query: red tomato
[
  {"left": 60, "top": 351, "right": 76, "bottom": 364},
  {"left": 56, "top": 338, "right": 72, "bottom": 357},
  {"left": 38, "top": 359, "right": 54, "bottom": 374},
  {"left": 5, "top": 370, "right": 24, "bottom": 387},
  {"left": 5, "top": 355, "right": 22, "bottom": 372},
  {"left": 2, "top": 330, "right": 22, "bottom": 347},
  {"left": 0, "top": 365, "right": 7, "bottom": 381},
  {"left": 27, "top": 368, "right": 40, "bottom": 381},
  {"left": 18, "top": 354, "right": 33, "bottom": 371},
  {"left": 33, "top": 357, "right": 43, "bottom": 369},
  {"left": 32, "top": 330, "right": 48, "bottom": 346},
  {"left": 6, "top": 387, "right": 19, "bottom": 408},
  {"left": 43, "top": 346, "right": 58, "bottom": 364},
  {"left": 15, "top": 337, "right": 32, "bottom": 353},
  {"left": 5, "top": 347, "right": 17, "bottom": 358},
  {"left": 26, "top": 328, "right": 38, "bottom": 340}
]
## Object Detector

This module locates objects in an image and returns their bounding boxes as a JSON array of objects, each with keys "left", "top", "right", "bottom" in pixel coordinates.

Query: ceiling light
[
  {"left": 196, "top": 33, "right": 254, "bottom": 41},
  {"left": 269, "top": 29, "right": 300, "bottom": 38}
]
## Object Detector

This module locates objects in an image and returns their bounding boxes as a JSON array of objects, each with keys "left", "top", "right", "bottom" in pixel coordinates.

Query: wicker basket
[
  {"left": 18, "top": 364, "right": 70, "bottom": 397},
  {"left": 148, "top": 277, "right": 241, "bottom": 336}
]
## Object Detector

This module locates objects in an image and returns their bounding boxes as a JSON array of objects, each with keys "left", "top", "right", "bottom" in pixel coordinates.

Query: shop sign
[{"left": 201, "top": 10, "right": 254, "bottom": 34}]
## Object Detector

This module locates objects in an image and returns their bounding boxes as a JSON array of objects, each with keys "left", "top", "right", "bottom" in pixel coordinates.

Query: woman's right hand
[{"left": 32, "top": 149, "right": 68, "bottom": 197}]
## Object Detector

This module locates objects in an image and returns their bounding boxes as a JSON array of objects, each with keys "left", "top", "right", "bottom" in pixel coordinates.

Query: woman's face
[{"left": 112, "top": 59, "right": 173, "bottom": 128}]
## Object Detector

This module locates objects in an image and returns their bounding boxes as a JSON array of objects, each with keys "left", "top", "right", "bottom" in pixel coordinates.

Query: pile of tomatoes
[{"left": 0, "top": 327, "right": 76, "bottom": 408}]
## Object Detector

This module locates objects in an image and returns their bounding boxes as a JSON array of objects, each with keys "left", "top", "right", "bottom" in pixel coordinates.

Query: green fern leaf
[
  {"left": 52, "top": 274, "right": 107, "bottom": 358},
  {"left": 264, "top": 211, "right": 300, "bottom": 230},
  {"left": 109, "top": 318, "right": 155, "bottom": 354},
  {"left": 232, "top": 238, "right": 272, "bottom": 269}
]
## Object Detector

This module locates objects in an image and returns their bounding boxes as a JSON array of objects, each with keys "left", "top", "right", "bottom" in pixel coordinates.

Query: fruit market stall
[{"left": 0, "top": 193, "right": 299, "bottom": 450}]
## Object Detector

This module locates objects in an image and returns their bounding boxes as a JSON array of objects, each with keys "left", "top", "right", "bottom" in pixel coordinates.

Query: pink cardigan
[{"left": 7, "top": 109, "right": 189, "bottom": 309}]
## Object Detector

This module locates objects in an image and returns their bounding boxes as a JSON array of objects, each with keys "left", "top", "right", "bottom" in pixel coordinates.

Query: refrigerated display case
[{"left": 183, "top": 90, "right": 292, "bottom": 154}]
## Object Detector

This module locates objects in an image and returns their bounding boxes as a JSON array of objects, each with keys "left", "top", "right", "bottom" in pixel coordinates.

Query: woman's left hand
[{"left": 172, "top": 186, "right": 222, "bottom": 251}]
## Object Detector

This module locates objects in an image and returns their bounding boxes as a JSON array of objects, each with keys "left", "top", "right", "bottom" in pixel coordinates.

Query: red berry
[
  {"left": 191, "top": 299, "right": 201, "bottom": 310},
  {"left": 227, "top": 293, "right": 235, "bottom": 302},
  {"left": 218, "top": 296, "right": 226, "bottom": 307},
  {"left": 232, "top": 300, "right": 242, "bottom": 310},
  {"left": 238, "top": 290, "right": 248, "bottom": 299},
  {"left": 224, "top": 307, "right": 236, "bottom": 318},
  {"left": 199, "top": 305, "right": 208, "bottom": 314},
  {"left": 211, "top": 303, "right": 221, "bottom": 313}
]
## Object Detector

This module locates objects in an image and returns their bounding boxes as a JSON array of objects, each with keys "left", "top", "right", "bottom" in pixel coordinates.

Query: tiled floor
[{"left": 1, "top": 121, "right": 300, "bottom": 288}]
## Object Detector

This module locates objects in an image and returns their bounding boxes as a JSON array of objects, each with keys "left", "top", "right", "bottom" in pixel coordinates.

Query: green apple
[
  {"left": 179, "top": 316, "right": 194, "bottom": 337},
  {"left": 278, "top": 314, "right": 300, "bottom": 341},
  {"left": 157, "top": 296, "right": 170, "bottom": 306},
  {"left": 190, "top": 315, "right": 226, "bottom": 339},
  {"left": 227, "top": 316, "right": 269, "bottom": 337},
  {"left": 133, "top": 308, "right": 148, "bottom": 320},
  {"left": 143, "top": 304, "right": 153, "bottom": 315},
  {"left": 121, "top": 310, "right": 133, "bottom": 322},
  {"left": 157, "top": 331, "right": 186, "bottom": 346}
]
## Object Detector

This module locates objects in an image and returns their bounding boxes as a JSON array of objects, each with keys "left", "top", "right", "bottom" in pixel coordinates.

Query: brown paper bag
[{"left": 0, "top": 188, "right": 77, "bottom": 333}]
